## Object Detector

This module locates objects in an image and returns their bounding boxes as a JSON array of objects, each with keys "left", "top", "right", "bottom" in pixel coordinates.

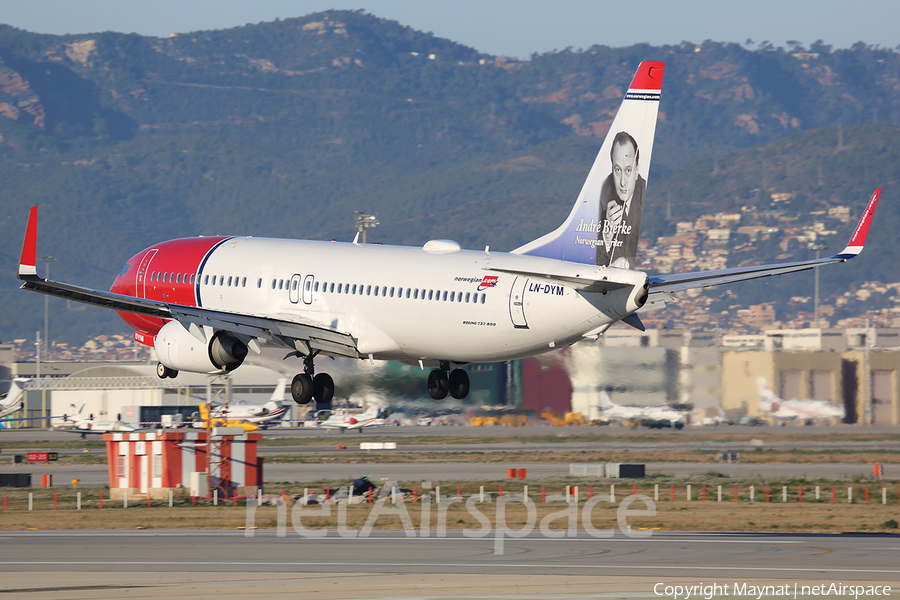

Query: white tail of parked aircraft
[
  {"left": 0, "top": 378, "right": 28, "bottom": 420},
  {"left": 16, "top": 61, "right": 882, "bottom": 407},
  {"left": 756, "top": 378, "right": 845, "bottom": 421}
]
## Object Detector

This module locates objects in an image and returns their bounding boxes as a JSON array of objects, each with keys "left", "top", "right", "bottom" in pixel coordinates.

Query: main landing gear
[
  {"left": 427, "top": 362, "right": 469, "bottom": 400},
  {"left": 290, "top": 352, "right": 334, "bottom": 405}
]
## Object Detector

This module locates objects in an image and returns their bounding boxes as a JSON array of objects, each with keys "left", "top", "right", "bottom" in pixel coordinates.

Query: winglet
[
  {"left": 836, "top": 188, "right": 880, "bottom": 258},
  {"left": 18, "top": 206, "right": 39, "bottom": 280}
]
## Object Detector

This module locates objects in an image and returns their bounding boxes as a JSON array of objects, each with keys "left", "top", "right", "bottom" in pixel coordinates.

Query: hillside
[{"left": 0, "top": 11, "right": 899, "bottom": 343}]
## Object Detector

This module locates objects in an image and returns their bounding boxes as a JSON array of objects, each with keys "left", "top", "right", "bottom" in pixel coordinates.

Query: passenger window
[
  {"left": 150, "top": 272, "right": 155, "bottom": 282},
  {"left": 337, "top": 283, "right": 342, "bottom": 293},
  {"left": 405, "top": 288, "right": 410, "bottom": 299},
  {"left": 414, "top": 289, "right": 418, "bottom": 299},
  {"left": 390, "top": 287, "right": 394, "bottom": 298},
  {"left": 373, "top": 286, "right": 378, "bottom": 297},
  {"left": 352, "top": 284, "right": 357, "bottom": 294},
  {"left": 458, "top": 293, "right": 463, "bottom": 303},
  {"left": 170, "top": 273, "right": 175, "bottom": 282},
  {"left": 204, "top": 275, "right": 209, "bottom": 285},
  {"left": 228, "top": 276, "right": 232, "bottom": 286},
  {"left": 177, "top": 273, "right": 181, "bottom": 284},
  {"left": 481, "top": 293, "right": 486, "bottom": 304},
  {"left": 291, "top": 280, "right": 297, "bottom": 291},
  {"left": 330, "top": 283, "right": 335, "bottom": 293},
  {"left": 279, "top": 280, "right": 284, "bottom": 290},
  {"left": 442, "top": 291, "right": 447, "bottom": 301},
  {"left": 366, "top": 285, "right": 371, "bottom": 295},
  {"left": 271, "top": 279, "right": 276, "bottom": 289},
  {"left": 211, "top": 275, "right": 216, "bottom": 285},
  {"left": 428, "top": 290, "right": 433, "bottom": 300},
  {"left": 465, "top": 292, "right": 470, "bottom": 303},
  {"left": 305, "top": 281, "right": 311, "bottom": 291},
  {"left": 257, "top": 278, "right": 262, "bottom": 288},
  {"left": 220, "top": 277, "right": 225, "bottom": 286},
  {"left": 190, "top": 274, "right": 195, "bottom": 284},
  {"left": 315, "top": 282, "right": 319, "bottom": 292},
  {"left": 450, "top": 291, "right": 455, "bottom": 302},
  {"left": 346, "top": 284, "right": 350, "bottom": 294},
  {"left": 242, "top": 277, "right": 246, "bottom": 287}
]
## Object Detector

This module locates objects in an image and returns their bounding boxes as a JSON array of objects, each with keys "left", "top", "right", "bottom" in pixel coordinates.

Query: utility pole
[
  {"left": 40, "top": 256, "right": 56, "bottom": 360},
  {"left": 353, "top": 212, "right": 379, "bottom": 244},
  {"left": 809, "top": 245, "right": 826, "bottom": 328}
]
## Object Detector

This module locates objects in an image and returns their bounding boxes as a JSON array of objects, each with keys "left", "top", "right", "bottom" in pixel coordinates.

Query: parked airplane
[
  {"left": 16, "top": 61, "right": 881, "bottom": 405},
  {"left": 597, "top": 391, "right": 686, "bottom": 426},
  {"left": 60, "top": 404, "right": 139, "bottom": 438},
  {"left": 319, "top": 406, "right": 384, "bottom": 433},
  {"left": 757, "top": 378, "right": 845, "bottom": 422},
  {"left": 202, "top": 377, "right": 290, "bottom": 427},
  {"left": 0, "top": 379, "right": 28, "bottom": 419}
]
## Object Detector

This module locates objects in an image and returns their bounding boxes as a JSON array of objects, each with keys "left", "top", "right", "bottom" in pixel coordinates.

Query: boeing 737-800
[{"left": 16, "top": 61, "right": 881, "bottom": 405}]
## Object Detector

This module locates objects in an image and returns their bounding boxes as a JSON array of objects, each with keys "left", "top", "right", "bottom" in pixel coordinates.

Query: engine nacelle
[{"left": 154, "top": 321, "right": 248, "bottom": 374}]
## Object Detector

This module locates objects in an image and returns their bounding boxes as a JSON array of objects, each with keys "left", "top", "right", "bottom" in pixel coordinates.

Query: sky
[{"left": 0, "top": 0, "right": 898, "bottom": 59}]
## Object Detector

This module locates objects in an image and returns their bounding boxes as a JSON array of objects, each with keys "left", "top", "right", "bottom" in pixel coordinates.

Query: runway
[
  {"left": 3, "top": 423, "right": 900, "bottom": 445},
  {"left": 3, "top": 529, "right": 900, "bottom": 577}
]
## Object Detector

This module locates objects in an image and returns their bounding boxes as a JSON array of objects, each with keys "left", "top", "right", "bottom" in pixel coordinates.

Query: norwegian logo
[{"left": 477, "top": 276, "right": 499, "bottom": 291}]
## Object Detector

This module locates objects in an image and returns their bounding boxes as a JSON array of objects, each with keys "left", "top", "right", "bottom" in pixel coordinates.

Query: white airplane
[
  {"left": 59, "top": 404, "right": 139, "bottom": 438},
  {"left": 0, "top": 379, "right": 28, "bottom": 419},
  {"left": 597, "top": 391, "right": 686, "bottom": 425},
  {"left": 204, "top": 377, "right": 290, "bottom": 426},
  {"left": 319, "top": 406, "right": 384, "bottom": 433},
  {"left": 15, "top": 61, "right": 881, "bottom": 406},
  {"left": 756, "top": 378, "right": 845, "bottom": 421}
]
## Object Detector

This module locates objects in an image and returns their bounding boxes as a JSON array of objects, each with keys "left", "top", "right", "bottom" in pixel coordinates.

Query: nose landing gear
[{"left": 427, "top": 362, "right": 469, "bottom": 400}]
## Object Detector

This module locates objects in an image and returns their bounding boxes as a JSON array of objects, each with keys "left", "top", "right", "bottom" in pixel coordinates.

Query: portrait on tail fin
[
  {"left": 510, "top": 61, "right": 664, "bottom": 266},
  {"left": 597, "top": 131, "right": 645, "bottom": 269}
]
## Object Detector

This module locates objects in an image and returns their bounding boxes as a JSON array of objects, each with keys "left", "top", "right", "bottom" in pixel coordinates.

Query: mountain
[{"left": 0, "top": 11, "right": 898, "bottom": 343}]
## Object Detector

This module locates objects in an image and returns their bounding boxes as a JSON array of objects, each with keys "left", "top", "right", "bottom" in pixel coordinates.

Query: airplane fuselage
[{"left": 110, "top": 237, "right": 646, "bottom": 365}]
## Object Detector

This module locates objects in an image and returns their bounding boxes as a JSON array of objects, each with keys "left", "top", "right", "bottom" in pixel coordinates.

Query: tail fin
[
  {"left": 269, "top": 378, "right": 288, "bottom": 403},
  {"left": 598, "top": 391, "right": 614, "bottom": 409},
  {"left": 512, "top": 61, "right": 665, "bottom": 269}
]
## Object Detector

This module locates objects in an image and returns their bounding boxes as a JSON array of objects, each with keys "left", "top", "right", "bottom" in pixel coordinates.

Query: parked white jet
[
  {"left": 204, "top": 377, "right": 290, "bottom": 426},
  {"left": 60, "top": 404, "right": 138, "bottom": 438},
  {"left": 757, "top": 378, "right": 845, "bottom": 422},
  {"left": 597, "top": 391, "right": 686, "bottom": 425},
  {"left": 17, "top": 61, "right": 881, "bottom": 406},
  {"left": 0, "top": 379, "right": 28, "bottom": 419},
  {"left": 319, "top": 406, "right": 384, "bottom": 433}
]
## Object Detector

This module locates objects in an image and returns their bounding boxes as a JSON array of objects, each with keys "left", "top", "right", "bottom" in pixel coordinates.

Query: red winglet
[
  {"left": 629, "top": 61, "right": 665, "bottom": 91},
  {"left": 18, "top": 206, "right": 38, "bottom": 279},
  {"left": 840, "top": 188, "right": 880, "bottom": 256}
]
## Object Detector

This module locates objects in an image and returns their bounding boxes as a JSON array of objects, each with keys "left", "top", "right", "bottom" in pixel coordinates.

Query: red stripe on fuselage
[{"left": 110, "top": 237, "right": 231, "bottom": 337}]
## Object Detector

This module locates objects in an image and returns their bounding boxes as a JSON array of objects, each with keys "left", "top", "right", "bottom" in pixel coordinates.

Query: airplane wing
[
  {"left": 647, "top": 188, "right": 880, "bottom": 295},
  {"left": 17, "top": 208, "right": 359, "bottom": 359}
]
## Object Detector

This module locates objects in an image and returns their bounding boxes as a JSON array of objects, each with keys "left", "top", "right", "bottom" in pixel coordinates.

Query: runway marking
[{"left": 1, "top": 561, "right": 899, "bottom": 575}]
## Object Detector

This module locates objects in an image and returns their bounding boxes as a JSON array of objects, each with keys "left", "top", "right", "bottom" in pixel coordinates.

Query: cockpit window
[{"left": 119, "top": 263, "right": 130, "bottom": 278}]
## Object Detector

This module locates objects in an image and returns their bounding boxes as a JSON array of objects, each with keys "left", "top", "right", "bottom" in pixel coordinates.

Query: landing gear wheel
[
  {"left": 156, "top": 363, "right": 177, "bottom": 379},
  {"left": 427, "top": 369, "right": 449, "bottom": 400},
  {"left": 449, "top": 369, "right": 470, "bottom": 400},
  {"left": 291, "top": 373, "right": 314, "bottom": 404},
  {"left": 313, "top": 373, "right": 335, "bottom": 404}
]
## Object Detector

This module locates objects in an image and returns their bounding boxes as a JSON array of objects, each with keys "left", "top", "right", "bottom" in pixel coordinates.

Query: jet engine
[{"left": 154, "top": 321, "right": 248, "bottom": 374}]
